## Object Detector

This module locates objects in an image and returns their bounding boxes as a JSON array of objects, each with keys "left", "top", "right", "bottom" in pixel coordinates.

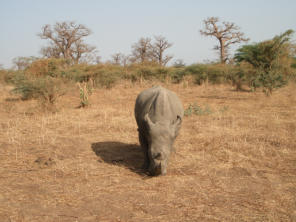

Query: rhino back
[{"left": 135, "top": 86, "right": 183, "bottom": 125}]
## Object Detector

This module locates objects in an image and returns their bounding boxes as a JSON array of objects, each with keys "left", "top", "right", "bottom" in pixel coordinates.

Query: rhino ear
[
  {"left": 144, "top": 113, "right": 155, "bottom": 129},
  {"left": 172, "top": 115, "right": 182, "bottom": 126},
  {"left": 171, "top": 115, "right": 182, "bottom": 138}
]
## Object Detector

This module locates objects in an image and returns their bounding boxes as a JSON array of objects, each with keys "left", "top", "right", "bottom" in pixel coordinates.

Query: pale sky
[{"left": 1, "top": 0, "right": 295, "bottom": 68}]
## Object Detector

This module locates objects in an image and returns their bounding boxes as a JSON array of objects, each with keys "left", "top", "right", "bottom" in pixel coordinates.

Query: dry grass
[{"left": 0, "top": 81, "right": 295, "bottom": 222}]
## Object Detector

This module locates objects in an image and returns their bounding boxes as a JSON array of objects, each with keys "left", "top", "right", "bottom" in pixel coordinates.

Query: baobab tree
[
  {"left": 38, "top": 21, "right": 96, "bottom": 64},
  {"left": 200, "top": 17, "right": 249, "bottom": 63},
  {"left": 12, "top": 56, "right": 38, "bottom": 70},
  {"left": 40, "top": 43, "right": 61, "bottom": 59},
  {"left": 70, "top": 40, "right": 96, "bottom": 64},
  {"left": 130, "top": 37, "right": 153, "bottom": 64},
  {"left": 152, "top": 35, "right": 173, "bottom": 66},
  {"left": 110, "top": 52, "right": 125, "bottom": 65}
]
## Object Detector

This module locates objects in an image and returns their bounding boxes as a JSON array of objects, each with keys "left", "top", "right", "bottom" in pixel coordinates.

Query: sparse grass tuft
[{"left": 184, "top": 102, "right": 213, "bottom": 116}]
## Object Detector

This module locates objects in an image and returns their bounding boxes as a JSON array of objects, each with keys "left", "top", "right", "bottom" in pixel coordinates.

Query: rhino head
[{"left": 144, "top": 114, "right": 182, "bottom": 176}]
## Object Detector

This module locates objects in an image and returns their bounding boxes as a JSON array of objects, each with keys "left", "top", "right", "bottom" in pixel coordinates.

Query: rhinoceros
[{"left": 134, "top": 86, "right": 184, "bottom": 176}]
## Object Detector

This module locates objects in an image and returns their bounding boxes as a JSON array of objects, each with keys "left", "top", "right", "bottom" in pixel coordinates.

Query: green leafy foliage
[
  {"left": 184, "top": 64, "right": 230, "bottom": 85},
  {"left": 256, "top": 69, "right": 287, "bottom": 96},
  {"left": 235, "top": 29, "right": 294, "bottom": 71},
  {"left": 235, "top": 29, "right": 294, "bottom": 94},
  {"left": 12, "top": 76, "right": 66, "bottom": 109}
]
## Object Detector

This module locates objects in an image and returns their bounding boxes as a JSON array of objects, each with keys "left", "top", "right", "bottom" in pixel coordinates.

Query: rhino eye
[{"left": 153, "top": 153, "right": 162, "bottom": 160}]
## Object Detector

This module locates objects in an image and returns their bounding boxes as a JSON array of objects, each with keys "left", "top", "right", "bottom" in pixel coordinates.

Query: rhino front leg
[{"left": 138, "top": 131, "right": 150, "bottom": 169}]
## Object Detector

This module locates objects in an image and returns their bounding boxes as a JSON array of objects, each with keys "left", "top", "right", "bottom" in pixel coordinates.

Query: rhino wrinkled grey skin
[{"left": 135, "top": 86, "right": 184, "bottom": 176}]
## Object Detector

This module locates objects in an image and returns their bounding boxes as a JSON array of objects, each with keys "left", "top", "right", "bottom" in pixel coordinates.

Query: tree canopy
[
  {"left": 200, "top": 17, "right": 249, "bottom": 64},
  {"left": 38, "top": 21, "right": 96, "bottom": 64},
  {"left": 235, "top": 29, "right": 294, "bottom": 71}
]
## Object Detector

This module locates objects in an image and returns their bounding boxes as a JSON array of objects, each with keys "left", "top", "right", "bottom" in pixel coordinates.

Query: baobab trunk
[{"left": 219, "top": 39, "right": 226, "bottom": 64}]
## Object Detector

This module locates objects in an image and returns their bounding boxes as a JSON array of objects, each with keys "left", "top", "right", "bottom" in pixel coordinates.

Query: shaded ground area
[
  {"left": 0, "top": 82, "right": 295, "bottom": 221},
  {"left": 91, "top": 141, "right": 144, "bottom": 175}
]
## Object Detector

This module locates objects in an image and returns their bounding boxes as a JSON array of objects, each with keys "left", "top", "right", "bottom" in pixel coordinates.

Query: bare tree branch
[
  {"left": 200, "top": 17, "right": 249, "bottom": 63},
  {"left": 38, "top": 21, "right": 95, "bottom": 64},
  {"left": 151, "top": 35, "right": 173, "bottom": 66},
  {"left": 131, "top": 37, "right": 153, "bottom": 64},
  {"left": 12, "top": 56, "right": 39, "bottom": 70}
]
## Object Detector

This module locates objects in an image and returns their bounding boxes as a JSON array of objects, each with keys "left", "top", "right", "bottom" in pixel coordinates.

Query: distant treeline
[{"left": 0, "top": 22, "right": 295, "bottom": 111}]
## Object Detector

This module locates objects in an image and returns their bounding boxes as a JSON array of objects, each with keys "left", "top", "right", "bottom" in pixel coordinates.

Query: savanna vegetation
[
  {"left": 1, "top": 19, "right": 295, "bottom": 110},
  {"left": 0, "top": 19, "right": 296, "bottom": 221}
]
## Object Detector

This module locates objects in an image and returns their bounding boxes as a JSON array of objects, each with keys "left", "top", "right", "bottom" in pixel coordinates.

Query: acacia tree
[
  {"left": 235, "top": 29, "right": 294, "bottom": 70},
  {"left": 130, "top": 37, "right": 153, "bottom": 64},
  {"left": 234, "top": 29, "right": 294, "bottom": 95},
  {"left": 38, "top": 21, "right": 96, "bottom": 64},
  {"left": 152, "top": 35, "right": 173, "bottom": 66},
  {"left": 200, "top": 17, "right": 249, "bottom": 63}
]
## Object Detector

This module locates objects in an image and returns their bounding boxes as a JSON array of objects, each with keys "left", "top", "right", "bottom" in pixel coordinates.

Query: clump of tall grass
[{"left": 77, "top": 79, "right": 94, "bottom": 108}]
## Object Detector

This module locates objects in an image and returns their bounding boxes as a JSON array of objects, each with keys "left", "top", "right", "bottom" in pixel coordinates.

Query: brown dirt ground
[{"left": 0, "top": 81, "right": 295, "bottom": 222}]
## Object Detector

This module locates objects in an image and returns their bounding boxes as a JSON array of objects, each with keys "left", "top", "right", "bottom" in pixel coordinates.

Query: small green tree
[
  {"left": 256, "top": 69, "right": 287, "bottom": 96},
  {"left": 235, "top": 29, "right": 294, "bottom": 71},
  {"left": 235, "top": 29, "right": 294, "bottom": 94}
]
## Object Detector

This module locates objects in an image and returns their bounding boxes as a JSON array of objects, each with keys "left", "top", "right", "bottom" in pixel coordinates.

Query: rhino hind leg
[{"left": 138, "top": 131, "right": 150, "bottom": 169}]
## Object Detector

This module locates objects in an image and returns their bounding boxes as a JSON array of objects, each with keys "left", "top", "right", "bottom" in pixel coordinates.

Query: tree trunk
[
  {"left": 159, "top": 51, "right": 163, "bottom": 66},
  {"left": 219, "top": 39, "right": 226, "bottom": 64}
]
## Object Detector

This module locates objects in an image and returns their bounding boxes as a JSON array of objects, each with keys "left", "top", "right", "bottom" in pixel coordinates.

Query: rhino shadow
[{"left": 91, "top": 141, "right": 145, "bottom": 175}]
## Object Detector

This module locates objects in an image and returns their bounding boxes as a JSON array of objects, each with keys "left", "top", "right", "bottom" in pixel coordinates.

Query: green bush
[
  {"left": 4, "top": 70, "right": 27, "bottom": 85},
  {"left": 25, "top": 58, "right": 69, "bottom": 78},
  {"left": 121, "top": 65, "right": 173, "bottom": 82},
  {"left": 170, "top": 68, "right": 187, "bottom": 83},
  {"left": 3, "top": 60, "right": 293, "bottom": 97},
  {"left": 184, "top": 64, "right": 230, "bottom": 85},
  {"left": 94, "top": 70, "right": 120, "bottom": 88},
  {"left": 256, "top": 69, "right": 287, "bottom": 96},
  {"left": 135, "top": 66, "right": 169, "bottom": 81},
  {"left": 63, "top": 64, "right": 123, "bottom": 88},
  {"left": 12, "top": 76, "right": 66, "bottom": 107}
]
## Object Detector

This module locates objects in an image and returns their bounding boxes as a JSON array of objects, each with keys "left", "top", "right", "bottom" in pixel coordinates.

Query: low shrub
[
  {"left": 25, "top": 58, "right": 70, "bottom": 78},
  {"left": 4, "top": 70, "right": 27, "bottom": 85},
  {"left": 185, "top": 64, "right": 230, "bottom": 85},
  {"left": 169, "top": 68, "right": 187, "bottom": 83},
  {"left": 256, "top": 69, "right": 287, "bottom": 96},
  {"left": 12, "top": 76, "right": 66, "bottom": 109},
  {"left": 94, "top": 70, "right": 120, "bottom": 88}
]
